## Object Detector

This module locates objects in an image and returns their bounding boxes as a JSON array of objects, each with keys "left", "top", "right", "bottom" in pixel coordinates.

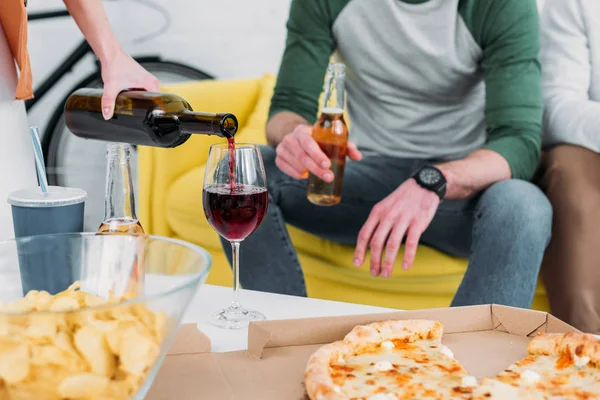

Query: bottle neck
[
  {"left": 321, "top": 63, "right": 346, "bottom": 113},
  {"left": 104, "top": 143, "right": 138, "bottom": 223},
  {"left": 178, "top": 111, "right": 238, "bottom": 138}
]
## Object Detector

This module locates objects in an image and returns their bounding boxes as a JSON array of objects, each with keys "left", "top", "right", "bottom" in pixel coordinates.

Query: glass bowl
[{"left": 0, "top": 233, "right": 211, "bottom": 399}]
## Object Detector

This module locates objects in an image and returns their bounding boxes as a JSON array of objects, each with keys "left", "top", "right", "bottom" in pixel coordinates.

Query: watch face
[{"left": 419, "top": 168, "right": 441, "bottom": 186}]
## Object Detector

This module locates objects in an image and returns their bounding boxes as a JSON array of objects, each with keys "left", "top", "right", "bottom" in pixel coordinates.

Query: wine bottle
[{"left": 64, "top": 88, "right": 238, "bottom": 148}]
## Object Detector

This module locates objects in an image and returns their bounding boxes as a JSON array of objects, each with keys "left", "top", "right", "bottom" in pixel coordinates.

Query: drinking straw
[{"left": 29, "top": 126, "right": 48, "bottom": 193}]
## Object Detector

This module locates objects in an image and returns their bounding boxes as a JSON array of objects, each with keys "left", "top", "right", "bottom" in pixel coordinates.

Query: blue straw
[{"left": 29, "top": 126, "right": 48, "bottom": 193}]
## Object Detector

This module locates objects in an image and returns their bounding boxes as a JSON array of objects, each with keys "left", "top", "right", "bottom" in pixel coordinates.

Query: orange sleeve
[{"left": 0, "top": 0, "right": 33, "bottom": 100}]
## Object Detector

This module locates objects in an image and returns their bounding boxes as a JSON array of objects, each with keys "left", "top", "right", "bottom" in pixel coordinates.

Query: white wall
[{"left": 26, "top": 0, "right": 292, "bottom": 128}]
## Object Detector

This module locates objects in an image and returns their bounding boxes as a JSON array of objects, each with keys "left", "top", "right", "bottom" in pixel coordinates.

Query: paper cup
[{"left": 7, "top": 186, "right": 87, "bottom": 294}]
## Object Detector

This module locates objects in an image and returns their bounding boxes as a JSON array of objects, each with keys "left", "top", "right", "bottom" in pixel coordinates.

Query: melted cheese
[
  {"left": 367, "top": 394, "right": 396, "bottom": 400},
  {"left": 440, "top": 345, "right": 454, "bottom": 359},
  {"left": 461, "top": 375, "right": 477, "bottom": 387},
  {"left": 331, "top": 339, "right": 467, "bottom": 398},
  {"left": 381, "top": 340, "right": 395, "bottom": 350},
  {"left": 574, "top": 355, "right": 590, "bottom": 369},
  {"left": 521, "top": 370, "right": 541, "bottom": 385},
  {"left": 373, "top": 360, "right": 394, "bottom": 371},
  {"left": 493, "top": 353, "right": 600, "bottom": 398}
]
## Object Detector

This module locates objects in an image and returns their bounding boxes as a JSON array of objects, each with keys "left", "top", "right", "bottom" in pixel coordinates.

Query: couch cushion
[{"left": 238, "top": 74, "right": 275, "bottom": 144}]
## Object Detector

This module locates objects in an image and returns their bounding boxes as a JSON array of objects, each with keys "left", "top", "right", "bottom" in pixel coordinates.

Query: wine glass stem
[{"left": 230, "top": 240, "right": 241, "bottom": 309}]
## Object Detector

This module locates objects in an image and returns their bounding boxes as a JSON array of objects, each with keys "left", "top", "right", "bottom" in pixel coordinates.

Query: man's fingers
[
  {"left": 402, "top": 225, "right": 424, "bottom": 270},
  {"left": 298, "top": 134, "right": 330, "bottom": 169},
  {"left": 381, "top": 219, "right": 411, "bottom": 277},
  {"left": 100, "top": 85, "right": 119, "bottom": 120},
  {"left": 275, "top": 156, "right": 306, "bottom": 179},
  {"left": 290, "top": 135, "right": 332, "bottom": 181},
  {"left": 368, "top": 220, "right": 394, "bottom": 277},
  {"left": 347, "top": 142, "right": 362, "bottom": 161},
  {"left": 276, "top": 144, "right": 308, "bottom": 177},
  {"left": 354, "top": 213, "right": 380, "bottom": 269}
]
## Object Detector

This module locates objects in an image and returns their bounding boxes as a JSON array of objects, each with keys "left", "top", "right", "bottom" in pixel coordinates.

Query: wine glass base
[{"left": 209, "top": 305, "right": 266, "bottom": 329}]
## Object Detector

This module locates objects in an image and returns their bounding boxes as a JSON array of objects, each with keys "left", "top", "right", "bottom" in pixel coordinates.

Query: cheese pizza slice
[
  {"left": 473, "top": 332, "right": 600, "bottom": 399},
  {"left": 304, "top": 320, "right": 477, "bottom": 400}
]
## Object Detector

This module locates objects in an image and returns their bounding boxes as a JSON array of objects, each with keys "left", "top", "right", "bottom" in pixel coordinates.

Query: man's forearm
[
  {"left": 63, "top": 0, "right": 122, "bottom": 65},
  {"left": 266, "top": 111, "right": 309, "bottom": 147},
  {"left": 435, "top": 149, "right": 511, "bottom": 200}
]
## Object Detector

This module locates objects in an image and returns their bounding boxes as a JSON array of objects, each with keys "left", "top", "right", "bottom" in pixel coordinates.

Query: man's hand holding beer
[{"left": 274, "top": 124, "right": 362, "bottom": 181}]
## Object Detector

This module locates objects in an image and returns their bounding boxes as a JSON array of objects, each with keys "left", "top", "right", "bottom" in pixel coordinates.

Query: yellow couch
[{"left": 138, "top": 74, "right": 549, "bottom": 311}]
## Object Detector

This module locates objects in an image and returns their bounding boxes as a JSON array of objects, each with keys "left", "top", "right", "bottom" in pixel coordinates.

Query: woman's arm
[{"left": 63, "top": 0, "right": 159, "bottom": 119}]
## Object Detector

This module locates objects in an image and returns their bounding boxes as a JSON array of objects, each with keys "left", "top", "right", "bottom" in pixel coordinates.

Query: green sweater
[{"left": 270, "top": 0, "right": 542, "bottom": 180}]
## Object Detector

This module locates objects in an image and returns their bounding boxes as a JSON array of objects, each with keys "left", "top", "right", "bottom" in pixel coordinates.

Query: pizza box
[{"left": 147, "top": 304, "right": 580, "bottom": 400}]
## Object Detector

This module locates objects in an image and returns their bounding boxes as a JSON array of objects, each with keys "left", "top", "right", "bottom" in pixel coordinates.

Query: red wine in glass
[
  {"left": 202, "top": 184, "right": 268, "bottom": 241},
  {"left": 203, "top": 142, "right": 268, "bottom": 329}
]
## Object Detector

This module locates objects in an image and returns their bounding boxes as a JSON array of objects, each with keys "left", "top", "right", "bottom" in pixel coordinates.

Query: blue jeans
[{"left": 219, "top": 145, "right": 552, "bottom": 308}]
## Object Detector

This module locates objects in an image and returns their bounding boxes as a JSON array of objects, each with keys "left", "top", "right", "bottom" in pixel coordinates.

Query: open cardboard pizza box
[{"left": 147, "top": 304, "right": 580, "bottom": 399}]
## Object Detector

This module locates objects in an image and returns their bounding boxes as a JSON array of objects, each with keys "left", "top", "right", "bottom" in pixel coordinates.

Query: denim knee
[
  {"left": 476, "top": 179, "right": 552, "bottom": 247},
  {"left": 259, "top": 144, "right": 299, "bottom": 193}
]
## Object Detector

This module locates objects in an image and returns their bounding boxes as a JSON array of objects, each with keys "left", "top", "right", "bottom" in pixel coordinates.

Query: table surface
[{"left": 184, "top": 284, "right": 396, "bottom": 352}]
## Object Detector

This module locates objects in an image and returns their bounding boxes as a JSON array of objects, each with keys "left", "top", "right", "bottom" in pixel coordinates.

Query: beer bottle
[
  {"left": 98, "top": 143, "right": 144, "bottom": 235},
  {"left": 64, "top": 88, "right": 238, "bottom": 147},
  {"left": 98, "top": 143, "right": 145, "bottom": 293},
  {"left": 307, "top": 62, "right": 349, "bottom": 206}
]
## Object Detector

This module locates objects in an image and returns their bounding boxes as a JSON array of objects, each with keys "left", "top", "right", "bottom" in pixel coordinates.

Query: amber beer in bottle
[
  {"left": 307, "top": 63, "right": 348, "bottom": 206},
  {"left": 64, "top": 88, "right": 238, "bottom": 147}
]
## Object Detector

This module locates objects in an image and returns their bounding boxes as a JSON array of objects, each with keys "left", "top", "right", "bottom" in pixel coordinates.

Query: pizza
[
  {"left": 473, "top": 332, "right": 600, "bottom": 399},
  {"left": 304, "top": 320, "right": 477, "bottom": 399},
  {"left": 304, "top": 320, "right": 600, "bottom": 400}
]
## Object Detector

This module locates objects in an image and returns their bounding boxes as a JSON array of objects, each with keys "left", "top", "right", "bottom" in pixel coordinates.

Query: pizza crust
[
  {"left": 528, "top": 332, "right": 600, "bottom": 363},
  {"left": 304, "top": 320, "right": 443, "bottom": 400}
]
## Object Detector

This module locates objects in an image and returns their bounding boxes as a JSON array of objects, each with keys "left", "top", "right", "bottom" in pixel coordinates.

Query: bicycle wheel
[{"left": 43, "top": 60, "right": 213, "bottom": 231}]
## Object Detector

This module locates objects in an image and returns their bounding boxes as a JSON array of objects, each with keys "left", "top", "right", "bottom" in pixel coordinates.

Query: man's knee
[{"left": 477, "top": 180, "right": 552, "bottom": 245}]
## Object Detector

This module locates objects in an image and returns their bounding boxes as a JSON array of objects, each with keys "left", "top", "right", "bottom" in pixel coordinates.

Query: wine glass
[{"left": 202, "top": 143, "right": 268, "bottom": 329}]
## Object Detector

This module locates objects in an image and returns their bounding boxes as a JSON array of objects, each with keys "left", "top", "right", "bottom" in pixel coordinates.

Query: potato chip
[
  {"left": 0, "top": 281, "right": 164, "bottom": 399},
  {"left": 0, "top": 341, "right": 29, "bottom": 384},
  {"left": 101, "top": 379, "right": 131, "bottom": 399},
  {"left": 74, "top": 325, "right": 116, "bottom": 377},
  {"left": 49, "top": 296, "right": 79, "bottom": 313},
  {"left": 7, "top": 380, "right": 62, "bottom": 400},
  {"left": 119, "top": 329, "right": 160, "bottom": 376},
  {"left": 32, "top": 291, "right": 53, "bottom": 311},
  {"left": 54, "top": 330, "right": 80, "bottom": 358},
  {"left": 57, "top": 373, "right": 109, "bottom": 398},
  {"left": 103, "top": 320, "right": 143, "bottom": 356},
  {"left": 28, "top": 365, "right": 71, "bottom": 396},
  {"left": 24, "top": 314, "right": 58, "bottom": 341}
]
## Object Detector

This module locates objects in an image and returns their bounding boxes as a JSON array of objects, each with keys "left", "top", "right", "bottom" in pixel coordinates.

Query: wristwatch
[{"left": 411, "top": 166, "right": 447, "bottom": 200}]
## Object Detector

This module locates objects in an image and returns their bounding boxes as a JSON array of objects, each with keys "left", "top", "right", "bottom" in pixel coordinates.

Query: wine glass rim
[
  {"left": 0, "top": 233, "right": 212, "bottom": 316},
  {"left": 209, "top": 142, "right": 260, "bottom": 150}
]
